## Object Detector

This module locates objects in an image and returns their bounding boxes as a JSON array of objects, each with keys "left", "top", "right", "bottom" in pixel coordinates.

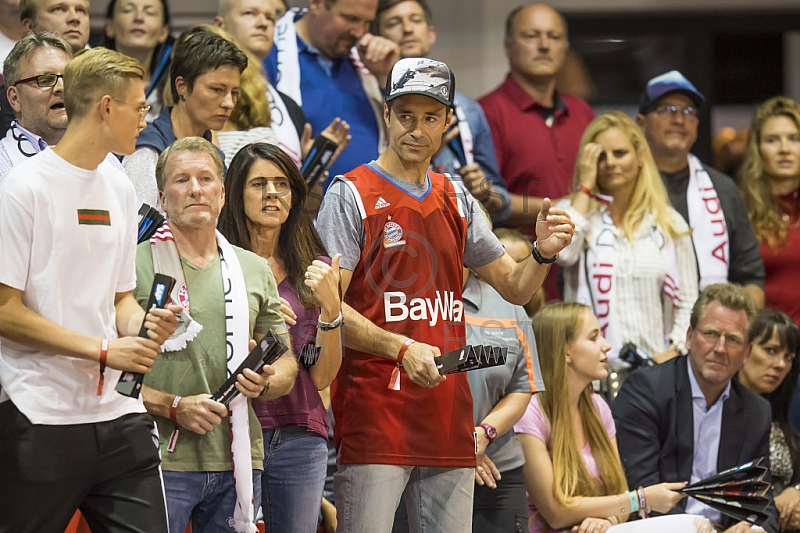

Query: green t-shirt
[{"left": 135, "top": 242, "right": 286, "bottom": 472}]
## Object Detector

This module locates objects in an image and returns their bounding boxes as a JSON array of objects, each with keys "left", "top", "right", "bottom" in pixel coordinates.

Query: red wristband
[
  {"left": 396, "top": 339, "right": 416, "bottom": 366},
  {"left": 388, "top": 339, "right": 416, "bottom": 391},
  {"left": 170, "top": 395, "right": 182, "bottom": 425},
  {"left": 575, "top": 184, "right": 594, "bottom": 197},
  {"left": 96, "top": 338, "right": 108, "bottom": 396}
]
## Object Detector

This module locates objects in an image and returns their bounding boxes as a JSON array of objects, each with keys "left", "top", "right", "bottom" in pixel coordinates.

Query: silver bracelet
[{"left": 317, "top": 310, "right": 343, "bottom": 331}]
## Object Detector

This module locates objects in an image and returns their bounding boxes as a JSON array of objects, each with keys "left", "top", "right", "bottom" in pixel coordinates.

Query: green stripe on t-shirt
[{"left": 77, "top": 209, "right": 111, "bottom": 226}]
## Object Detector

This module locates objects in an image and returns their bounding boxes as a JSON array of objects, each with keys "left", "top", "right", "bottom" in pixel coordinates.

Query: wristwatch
[
  {"left": 478, "top": 423, "right": 497, "bottom": 445},
  {"left": 317, "top": 310, "right": 343, "bottom": 331},
  {"left": 532, "top": 240, "right": 558, "bottom": 264}
]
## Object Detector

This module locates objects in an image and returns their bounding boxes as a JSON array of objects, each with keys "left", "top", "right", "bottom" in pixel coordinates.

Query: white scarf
[
  {"left": 453, "top": 96, "right": 474, "bottom": 166},
  {"left": 686, "top": 154, "right": 729, "bottom": 290},
  {"left": 267, "top": 85, "right": 302, "bottom": 167},
  {"left": 575, "top": 208, "right": 681, "bottom": 358},
  {"left": 273, "top": 7, "right": 386, "bottom": 152},
  {"left": 150, "top": 224, "right": 203, "bottom": 351},
  {"left": 150, "top": 223, "right": 256, "bottom": 533}
]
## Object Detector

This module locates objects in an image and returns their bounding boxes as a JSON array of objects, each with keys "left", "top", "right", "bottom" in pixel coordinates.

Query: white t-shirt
[{"left": 0, "top": 147, "right": 146, "bottom": 424}]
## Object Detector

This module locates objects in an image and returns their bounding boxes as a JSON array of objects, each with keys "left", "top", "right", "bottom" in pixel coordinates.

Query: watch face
[{"left": 482, "top": 424, "right": 497, "bottom": 439}]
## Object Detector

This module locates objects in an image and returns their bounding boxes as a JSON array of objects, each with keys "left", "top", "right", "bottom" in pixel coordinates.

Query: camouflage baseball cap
[{"left": 384, "top": 57, "right": 455, "bottom": 107}]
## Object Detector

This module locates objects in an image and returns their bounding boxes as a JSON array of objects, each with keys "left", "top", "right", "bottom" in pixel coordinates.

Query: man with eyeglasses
[
  {"left": 0, "top": 31, "right": 70, "bottom": 179},
  {"left": 636, "top": 70, "right": 765, "bottom": 309},
  {"left": 612, "top": 283, "right": 779, "bottom": 533},
  {"left": 0, "top": 46, "right": 180, "bottom": 533},
  {"left": 0, "top": 32, "right": 127, "bottom": 181}
]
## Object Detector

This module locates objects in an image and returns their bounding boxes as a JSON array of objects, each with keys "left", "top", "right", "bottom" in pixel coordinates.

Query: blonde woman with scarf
[{"left": 557, "top": 111, "right": 698, "bottom": 365}]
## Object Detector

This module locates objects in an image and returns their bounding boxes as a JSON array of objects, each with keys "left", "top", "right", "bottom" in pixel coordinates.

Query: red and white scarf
[
  {"left": 575, "top": 208, "right": 680, "bottom": 358},
  {"left": 686, "top": 154, "right": 729, "bottom": 289},
  {"left": 150, "top": 223, "right": 257, "bottom": 533}
]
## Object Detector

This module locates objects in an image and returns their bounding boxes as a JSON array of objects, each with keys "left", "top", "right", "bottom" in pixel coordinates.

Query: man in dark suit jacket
[{"left": 612, "top": 283, "right": 778, "bottom": 533}]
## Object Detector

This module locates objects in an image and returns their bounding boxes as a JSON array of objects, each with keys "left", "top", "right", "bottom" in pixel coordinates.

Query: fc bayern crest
[
  {"left": 177, "top": 282, "right": 190, "bottom": 313},
  {"left": 383, "top": 220, "right": 406, "bottom": 248}
]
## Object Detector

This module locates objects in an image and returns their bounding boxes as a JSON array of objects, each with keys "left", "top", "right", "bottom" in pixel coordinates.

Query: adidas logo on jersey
[{"left": 375, "top": 197, "right": 391, "bottom": 209}]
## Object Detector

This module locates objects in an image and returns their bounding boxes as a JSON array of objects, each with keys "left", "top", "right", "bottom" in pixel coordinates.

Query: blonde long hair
[
  {"left": 738, "top": 96, "right": 800, "bottom": 248},
  {"left": 533, "top": 303, "right": 628, "bottom": 507},
  {"left": 574, "top": 111, "right": 688, "bottom": 241},
  {"left": 163, "top": 24, "right": 271, "bottom": 130}
]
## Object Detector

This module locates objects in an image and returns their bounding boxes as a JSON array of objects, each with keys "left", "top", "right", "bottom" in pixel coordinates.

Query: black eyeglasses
[
  {"left": 651, "top": 104, "right": 699, "bottom": 119},
  {"left": 13, "top": 73, "right": 64, "bottom": 88}
]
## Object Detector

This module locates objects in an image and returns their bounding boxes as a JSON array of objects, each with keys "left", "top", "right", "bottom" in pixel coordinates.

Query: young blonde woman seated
[{"left": 514, "top": 303, "right": 692, "bottom": 533}]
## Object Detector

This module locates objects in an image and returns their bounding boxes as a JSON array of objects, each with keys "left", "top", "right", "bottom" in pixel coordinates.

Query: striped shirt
[
  {"left": 558, "top": 201, "right": 699, "bottom": 359},
  {"left": 217, "top": 126, "right": 279, "bottom": 169}
]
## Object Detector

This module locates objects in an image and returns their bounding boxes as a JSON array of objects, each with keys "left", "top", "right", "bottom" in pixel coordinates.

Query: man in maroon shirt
[{"left": 479, "top": 3, "right": 593, "bottom": 298}]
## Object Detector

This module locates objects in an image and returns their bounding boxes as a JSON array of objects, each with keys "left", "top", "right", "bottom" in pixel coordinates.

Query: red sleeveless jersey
[{"left": 332, "top": 164, "right": 476, "bottom": 467}]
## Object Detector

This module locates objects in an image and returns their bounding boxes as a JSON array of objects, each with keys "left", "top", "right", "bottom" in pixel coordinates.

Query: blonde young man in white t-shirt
[{"left": 0, "top": 47, "right": 181, "bottom": 533}]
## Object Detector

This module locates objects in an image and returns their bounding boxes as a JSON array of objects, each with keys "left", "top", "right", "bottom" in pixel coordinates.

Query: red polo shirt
[
  {"left": 480, "top": 74, "right": 594, "bottom": 300},
  {"left": 479, "top": 74, "right": 594, "bottom": 207}
]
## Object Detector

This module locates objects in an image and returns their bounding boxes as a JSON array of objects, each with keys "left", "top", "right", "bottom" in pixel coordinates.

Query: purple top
[
  {"left": 514, "top": 393, "right": 616, "bottom": 533},
  {"left": 252, "top": 259, "right": 330, "bottom": 438}
]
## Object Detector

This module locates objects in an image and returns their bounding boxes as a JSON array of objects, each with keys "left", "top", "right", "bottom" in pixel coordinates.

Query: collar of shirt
[
  {"left": 10, "top": 121, "right": 48, "bottom": 152},
  {"left": 687, "top": 356, "right": 731, "bottom": 411},
  {"left": 297, "top": 31, "right": 340, "bottom": 78},
  {"left": 502, "top": 74, "right": 568, "bottom": 114}
]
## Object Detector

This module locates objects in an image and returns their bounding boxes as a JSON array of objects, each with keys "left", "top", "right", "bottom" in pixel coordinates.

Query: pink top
[{"left": 513, "top": 393, "right": 616, "bottom": 533}]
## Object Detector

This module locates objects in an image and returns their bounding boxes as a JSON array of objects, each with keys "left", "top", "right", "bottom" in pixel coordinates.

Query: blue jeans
[
  {"left": 162, "top": 470, "right": 262, "bottom": 533},
  {"left": 261, "top": 427, "right": 327, "bottom": 533}
]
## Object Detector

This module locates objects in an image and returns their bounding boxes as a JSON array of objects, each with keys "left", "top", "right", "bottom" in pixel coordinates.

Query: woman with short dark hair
[{"left": 123, "top": 29, "right": 247, "bottom": 208}]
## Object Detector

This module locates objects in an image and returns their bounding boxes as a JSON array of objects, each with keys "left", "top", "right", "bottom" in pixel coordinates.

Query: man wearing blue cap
[
  {"left": 317, "top": 57, "right": 574, "bottom": 532},
  {"left": 637, "top": 70, "right": 765, "bottom": 316}
]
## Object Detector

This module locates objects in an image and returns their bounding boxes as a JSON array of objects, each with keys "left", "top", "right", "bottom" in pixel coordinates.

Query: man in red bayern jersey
[{"left": 316, "top": 57, "right": 575, "bottom": 532}]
